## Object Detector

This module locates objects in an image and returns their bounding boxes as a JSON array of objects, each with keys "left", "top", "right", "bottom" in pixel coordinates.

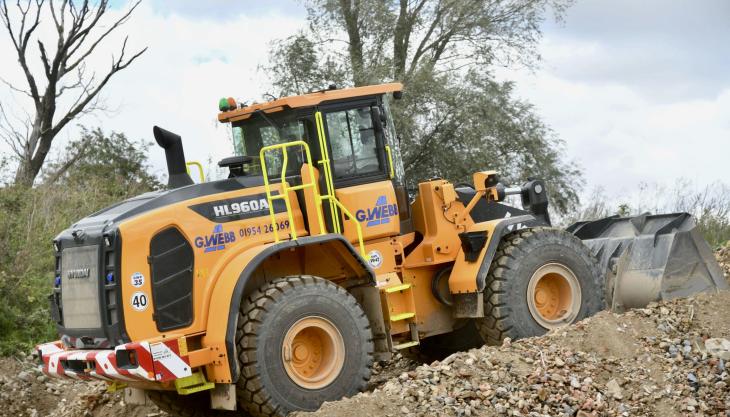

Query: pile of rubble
[
  {"left": 300, "top": 291, "right": 730, "bottom": 417},
  {"left": 0, "top": 353, "right": 157, "bottom": 417},
  {"left": 1, "top": 245, "right": 728, "bottom": 417}
]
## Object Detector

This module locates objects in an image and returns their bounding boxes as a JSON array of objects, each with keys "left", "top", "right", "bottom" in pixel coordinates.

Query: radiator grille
[{"left": 60, "top": 245, "right": 101, "bottom": 329}]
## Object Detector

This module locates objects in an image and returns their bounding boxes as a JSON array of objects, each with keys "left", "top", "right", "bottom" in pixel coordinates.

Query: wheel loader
[{"left": 37, "top": 83, "right": 727, "bottom": 416}]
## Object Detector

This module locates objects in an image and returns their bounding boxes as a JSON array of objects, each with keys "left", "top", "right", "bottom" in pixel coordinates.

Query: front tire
[
  {"left": 476, "top": 227, "right": 605, "bottom": 345},
  {"left": 235, "top": 275, "right": 373, "bottom": 417}
]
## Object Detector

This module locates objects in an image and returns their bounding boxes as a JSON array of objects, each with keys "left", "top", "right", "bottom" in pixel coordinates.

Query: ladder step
[
  {"left": 174, "top": 372, "right": 215, "bottom": 395},
  {"left": 384, "top": 283, "right": 412, "bottom": 293},
  {"left": 393, "top": 341, "right": 420, "bottom": 350},
  {"left": 389, "top": 312, "right": 415, "bottom": 322}
]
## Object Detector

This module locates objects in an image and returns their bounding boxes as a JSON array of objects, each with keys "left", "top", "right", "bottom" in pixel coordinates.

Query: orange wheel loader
[{"left": 37, "top": 83, "right": 727, "bottom": 416}]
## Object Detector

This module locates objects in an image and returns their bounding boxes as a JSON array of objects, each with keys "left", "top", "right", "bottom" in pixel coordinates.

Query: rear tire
[
  {"left": 476, "top": 227, "right": 605, "bottom": 345},
  {"left": 235, "top": 275, "right": 373, "bottom": 417}
]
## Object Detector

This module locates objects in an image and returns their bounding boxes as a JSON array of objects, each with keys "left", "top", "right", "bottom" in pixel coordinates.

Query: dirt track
[{"left": 1, "top": 246, "right": 728, "bottom": 417}]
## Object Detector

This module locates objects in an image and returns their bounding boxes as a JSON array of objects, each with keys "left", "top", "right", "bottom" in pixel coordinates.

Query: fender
[
  {"left": 202, "top": 235, "right": 374, "bottom": 383},
  {"left": 448, "top": 215, "right": 543, "bottom": 318}
]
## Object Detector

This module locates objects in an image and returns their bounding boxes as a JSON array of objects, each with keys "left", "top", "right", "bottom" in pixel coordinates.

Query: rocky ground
[
  {"left": 299, "top": 291, "right": 730, "bottom": 417},
  {"left": 1, "top": 244, "right": 728, "bottom": 417}
]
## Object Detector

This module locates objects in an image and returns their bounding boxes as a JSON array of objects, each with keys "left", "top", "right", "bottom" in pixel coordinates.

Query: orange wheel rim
[
  {"left": 282, "top": 316, "right": 345, "bottom": 389},
  {"left": 527, "top": 263, "right": 581, "bottom": 329}
]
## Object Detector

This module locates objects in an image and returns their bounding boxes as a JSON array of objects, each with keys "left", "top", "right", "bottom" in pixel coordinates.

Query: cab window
[
  {"left": 230, "top": 114, "right": 308, "bottom": 177},
  {"left": 325, "top": 107, "right": 383, "bottom": 179}
]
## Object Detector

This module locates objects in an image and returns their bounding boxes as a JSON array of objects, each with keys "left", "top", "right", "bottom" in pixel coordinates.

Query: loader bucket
[{"left": 566, "top": 213, "right": 728, "bottom": 312}]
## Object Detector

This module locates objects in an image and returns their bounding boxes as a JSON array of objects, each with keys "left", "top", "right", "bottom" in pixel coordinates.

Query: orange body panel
[
  {"left": 335, "top": 180, "right": 400, "bottom": 243},
  {"left": 448, "top": 220, "right": 501, "bottom": 293},
  {"left": 404, "top": 180, "right": 474, "bottom": 268},
  {"left": 118, "top": 184, "right": 305, "bottom": 343}
]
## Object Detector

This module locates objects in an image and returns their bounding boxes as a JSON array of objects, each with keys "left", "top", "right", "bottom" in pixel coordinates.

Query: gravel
[
  {"left": 1, "top": 245, "right": 729, "bottom": 417},
  {"left": 300, "top": 291, "right": 730, "bottom": 417}
]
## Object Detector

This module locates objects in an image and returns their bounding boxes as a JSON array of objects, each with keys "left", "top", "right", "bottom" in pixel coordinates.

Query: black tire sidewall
[
  {"left": 251, "top": 281, "right": 370, "bottom": 413},
  {"left": 491, "top": 230, "right": 604, "bottom": 340}
]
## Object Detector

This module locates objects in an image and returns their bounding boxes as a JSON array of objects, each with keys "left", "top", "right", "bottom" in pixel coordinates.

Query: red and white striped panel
[
  {"left": 36, "top": 341, "right": 157, "bottom": 382},
  {"left": 150, "top": 339, "right": 193, "bottom": 382}
]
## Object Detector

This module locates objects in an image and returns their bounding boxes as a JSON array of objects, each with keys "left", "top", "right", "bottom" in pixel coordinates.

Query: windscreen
[{"left": 231, "top": 111, "right": 309, "bottom": 177}]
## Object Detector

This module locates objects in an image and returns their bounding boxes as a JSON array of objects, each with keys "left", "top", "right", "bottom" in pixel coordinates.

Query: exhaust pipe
[{"left": 153, "top": 126, "right": 194, "bottom": 189}]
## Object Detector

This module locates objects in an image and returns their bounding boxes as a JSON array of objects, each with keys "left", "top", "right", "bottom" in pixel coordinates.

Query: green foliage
[
  {"left": 0, "top": 129, "right": 159, "bottom": 354},
  {"left": 265, "top": 0, "right": 582, "bottom": 213}
]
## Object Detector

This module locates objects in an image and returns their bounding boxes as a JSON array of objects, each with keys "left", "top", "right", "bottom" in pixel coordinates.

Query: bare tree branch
[
  {"left": 42, "top": 131, "right": 91, "bottom": 185},
  {"left": 0, "top": 0, "right": 147, "bottom": 186}
]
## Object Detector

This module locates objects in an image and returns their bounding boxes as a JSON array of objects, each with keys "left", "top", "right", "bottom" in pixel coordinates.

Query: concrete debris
[
  {"left": 705, "top": 338, "right": 730, "bottom": 360},
  {"left": 301, "top": 290, "right": 730, "bottom": 417}
]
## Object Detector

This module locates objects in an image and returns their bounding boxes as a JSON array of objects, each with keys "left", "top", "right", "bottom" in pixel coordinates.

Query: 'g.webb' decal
[
  {"left": 188, "top": 193, "right": 287, "bottom": 223},
  {"left": 195, "top": 224, "right": 235, "bottom": 253},
  {"left": 356, "top": 195, "right": 398, "bottom": 227}
]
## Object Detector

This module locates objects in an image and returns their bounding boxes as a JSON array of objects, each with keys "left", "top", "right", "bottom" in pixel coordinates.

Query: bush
[{"left": 0, "top": 129, "right": 159, "bottom": 354}]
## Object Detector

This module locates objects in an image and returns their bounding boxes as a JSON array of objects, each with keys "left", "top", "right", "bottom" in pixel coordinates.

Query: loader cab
[{"left": 219, "top": 84, "right": 412, "bottom": 242}]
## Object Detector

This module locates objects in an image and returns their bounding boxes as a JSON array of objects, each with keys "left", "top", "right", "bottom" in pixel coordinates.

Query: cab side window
[{"left": 325, "top": 107, "right": 382, "bottom": 179}]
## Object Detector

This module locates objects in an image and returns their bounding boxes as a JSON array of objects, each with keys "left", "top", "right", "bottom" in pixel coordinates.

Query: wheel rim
[
  {"left": 281, "top": 316, "right": 345, "bottom": 389},
  {"left": 527, "top": 263, "right": 582, "bottom": 329}
]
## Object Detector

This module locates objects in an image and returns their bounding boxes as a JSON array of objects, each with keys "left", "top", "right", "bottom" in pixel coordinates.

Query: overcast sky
[{"left": 0, "top": 0, "right": 727, "bottom": 204}]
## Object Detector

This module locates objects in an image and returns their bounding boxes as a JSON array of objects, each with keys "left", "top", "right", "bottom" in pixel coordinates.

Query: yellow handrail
[
  {"left": 315, "top": 112, "right": 341, "bottom": 234},
  {"left": 258, "top": 125, "right": 367, "bottom": 257},
  {"left": 259, "top": 141, "right": 323, "bottom": 242},
  {"left": 384, "top": 145, "right": 394, "bottom": 179},
  {"left": 186, "top": 161, "right": 205, "bottom": 183},
  {"left": 320, "top": 194, "right": 366, "bottom": 256}
]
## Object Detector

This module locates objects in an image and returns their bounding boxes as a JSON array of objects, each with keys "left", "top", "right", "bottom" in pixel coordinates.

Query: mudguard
[
  {"left": 202, "top": 235, "right": 375, "bottom": 383},
  {"left": 449, "top": 214, "right": 546, "bottom": 317}
]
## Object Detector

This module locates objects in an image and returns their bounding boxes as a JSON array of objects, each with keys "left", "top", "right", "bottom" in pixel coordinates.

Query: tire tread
[{"left": 476, "top": 227, "right": 605, "bottom": 345}]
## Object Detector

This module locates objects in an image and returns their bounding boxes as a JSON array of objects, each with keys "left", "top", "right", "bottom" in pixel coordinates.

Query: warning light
[{"left": 219, "top": 97, "right": 238, "bottom": 112}]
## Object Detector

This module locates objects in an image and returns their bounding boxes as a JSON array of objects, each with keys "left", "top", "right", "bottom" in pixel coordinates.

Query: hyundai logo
[{"left": 66, "top": 268, "right": 91, "bottom": 279}]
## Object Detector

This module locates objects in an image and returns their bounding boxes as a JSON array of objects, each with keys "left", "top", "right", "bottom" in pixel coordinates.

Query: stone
[
  {"left": 705, "top": 338, "right": 730, "bottom": 360},
  {"left": 606, "top": 379, "right": 623, "bottom": 400}
]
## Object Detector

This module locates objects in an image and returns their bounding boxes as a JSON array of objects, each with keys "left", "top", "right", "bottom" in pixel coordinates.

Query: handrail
[
  {"left": 384, "top": 145, "right": 394, "bottom": 179},
  {"left": 258, "top": 137, "right": 366, "bottom": 257},
  {"left": 186, "top": 161, "right": 205, "bottom": 183},
  {"left": 321, "top": 194, "right": 366, "bottom": 256},
  {"left": 314, "top": 112, "right": 342, "bottom": 234},
  {"left": 259, "top": 141, "right": 323, "bottom": 242}
]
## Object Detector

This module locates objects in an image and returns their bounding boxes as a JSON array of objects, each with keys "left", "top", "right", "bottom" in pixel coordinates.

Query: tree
[
  {"left": 0, "top": 0, "right": 146, "bottom": 187},
  {"left": 266, "top": 0, "right": 582, "bottom": 213},
  {"left": 0, "top": 128, "right": 159, "bottom": 353},
  {"left": 43, "top": 127, "right": 161, "bottom": 192}
]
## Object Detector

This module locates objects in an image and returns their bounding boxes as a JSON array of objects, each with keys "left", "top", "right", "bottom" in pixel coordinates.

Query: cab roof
[{"left": 217, "top": 82, "right": 403, "bottom": 124}]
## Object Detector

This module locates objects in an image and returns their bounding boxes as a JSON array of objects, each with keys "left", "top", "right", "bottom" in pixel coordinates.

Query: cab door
[{"left": 319, "top": 99, "right": 400, "bottom": 243}]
